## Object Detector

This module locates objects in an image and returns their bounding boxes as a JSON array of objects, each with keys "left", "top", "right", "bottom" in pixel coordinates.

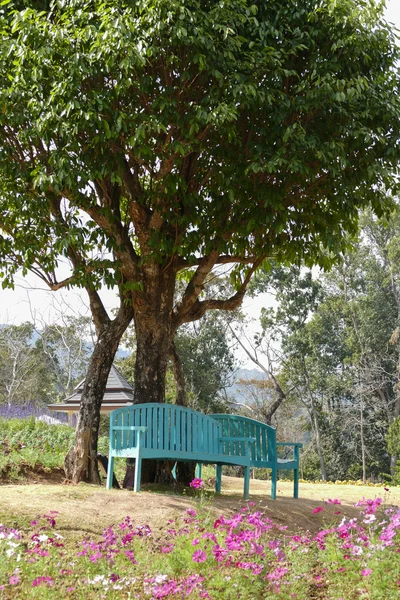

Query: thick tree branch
[
  {"left": 83, "top": 203, "right": 139, "bottom": 280},
  {"left": 173, "top": 248, "right": 220, "bottom": 325},
  {"left": 121, "top": 159, "right": 144, "bottom": 202},
  {"left": 86, "top": 288, "right": 110, "bottom": 333},
  {"left": 178, "top": 260, "right": 262, "bottom": 326},
  {"left": 177, "top": 254, "right": 259, "bottom": 270}
]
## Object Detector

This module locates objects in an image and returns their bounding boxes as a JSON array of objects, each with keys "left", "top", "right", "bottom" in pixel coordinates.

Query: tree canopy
[{"left": 1, "top": 0, "right": 399, "bottom": 293}]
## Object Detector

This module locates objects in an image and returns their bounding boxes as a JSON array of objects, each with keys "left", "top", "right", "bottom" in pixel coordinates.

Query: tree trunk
[
  {"left": 360, "top": 399, "right": 367, "bottom": 484},
  {"left": 169, "top": 341, "right": 188, "bottom": 406},
  {"left": 390, "top": 391, "right": 400, "bottom": 476},
  {"left": 133, "top": 317, "right": 197, "bottom": 485},
  {"left": 133, "top": 315, "right": 173, "bottom": 403},
  {"left": 64, "top": 303, "right": 133, "bottom": 483},
  {"left": 311, "top": 403, "right": 327, "bottom": 481},
  {"left": 302, "top": 359, "right": 327, "bottom": 481}
]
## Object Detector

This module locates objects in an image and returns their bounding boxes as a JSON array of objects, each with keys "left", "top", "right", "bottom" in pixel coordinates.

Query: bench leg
[
  {"left": 133, "top": 455, "right": 142, "bottom": 493},
  {"left": 195, "top": 463, "right": 202, "bottom": 479},
  {"left": 243, "top": 466, "right": 250, "bottom": 500},
  {"left": 294, "top": 468, "right": 299, "bottom": 499},
  {"left": 271, "top": 465, "right": 277, "bottom": 500},
  {"left": 106, "top": 455, "right": 114, "bottom": 490},
  {"left": 216, "top": 465, "right": 222, "bottom": 494}
]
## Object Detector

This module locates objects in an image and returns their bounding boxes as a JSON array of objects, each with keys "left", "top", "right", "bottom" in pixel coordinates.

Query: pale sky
[
  {"left": 386, "top": 0, "right": 400, "bottom": 24},
  {"left": 1, "top": 0, "right": 399, "bottom": 335}
]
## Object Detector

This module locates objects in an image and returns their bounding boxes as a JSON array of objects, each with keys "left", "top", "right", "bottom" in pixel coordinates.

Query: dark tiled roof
[{"left": 48, "top": 364, "right": 134, "bottom": 413}]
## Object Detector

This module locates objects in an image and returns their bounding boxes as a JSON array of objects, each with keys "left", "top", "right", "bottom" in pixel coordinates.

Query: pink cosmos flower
[
  {"left": 32, "top": 576, "right": 54, "bottom": 587},
  {"left": 89, "top": 552, "right": 103, "bottom": 562},
  {"left": 361, "top": 568, "right": 372, "bottom": 577},
  {"left": 355, "top": 497, "right": 383, "bottom": 515},
  {"left": 189, "top": 478, "right": 203, "bottom": 490},
  {"left": 212, "top": 545, "right": 228, "bottom": 562},
  {"left": 192, "top": 550, "right": 207, "bottom": 563},
  {"left": 124, "top": 550, "right": 136, "bottom": 563},
  {"left": 267, "top": 567, "right": 289, "bottom": 581},
  {"left": 8, "top": 575, "right": 20, "bottom": 585},
  {"left": 313, "top": 507, "right": 324, "bottom": 514},
  {"left": 363, "top": 514, "right": 376, "bottom": 524},
  {"left": 213, "top": 517, "right": 223, "bottom": 529}
]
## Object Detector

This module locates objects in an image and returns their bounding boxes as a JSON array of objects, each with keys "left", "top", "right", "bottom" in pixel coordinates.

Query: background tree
[
  {"left": 0, "top": 323, "right": 52, "bottom": 407},
  {"left": 0, "top": 315, "right": 93, "bottom": 407},
  {"left": 229, "top": 320, "right": 295, "bottom": 425},
  {"left": 0, "top": 0, "right": 399, "bottom": 484},
  {"left": 174, "top": 313, "right": 236, "bottom": 412},
  {"left": 258, "top": 267, "right": 329, "bottom": 479},
  {"left": 247, "top": 218, "right": 400, "bottom": 483},
  {"left": 37, "top": 316, "right": 94, "bottom": 399}
]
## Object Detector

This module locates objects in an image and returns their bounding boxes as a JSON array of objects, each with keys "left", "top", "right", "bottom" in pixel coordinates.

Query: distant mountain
[
  {"left": 225, "top": 367, "right": 266, "bottom": 401},
  {"left": 233, "top": 368, "right": 266, "bottom": 382}
]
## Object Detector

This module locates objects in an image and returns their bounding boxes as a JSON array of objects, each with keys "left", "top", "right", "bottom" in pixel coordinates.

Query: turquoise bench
[
  {"left": 210, "top": 414, "right": 302, "bottom": 500},
  {"left": 106, "top": 403, "right": 255, "bottom": 498}
]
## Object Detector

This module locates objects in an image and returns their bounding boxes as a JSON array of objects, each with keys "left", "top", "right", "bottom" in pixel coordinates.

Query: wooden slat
[
  {"left": 122, "top": 411, "right": 128, "bottom": 450},
  {"left": 166, "top": 406, "right": 172, "bottom": 451},
  {"left": 182, "top": 410, "right": 187, "bottom": 452},
  {"left": 175, "top": 408, "right": 181, "bottom": 451},
  {"left": 151, "top": 406, "right": 157, "bottom": 449},
  {"left": 256, "top": 424, "right": 262, "bottom": 461},
  {"left": 193, "top": 413, "right": 198, "bottom": 452},
  {"left": 159, "top": 405, "right": 164, "bottom": 450}
]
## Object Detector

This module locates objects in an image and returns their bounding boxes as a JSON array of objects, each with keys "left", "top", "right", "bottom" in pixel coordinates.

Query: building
[{"left": 48, "top": 365, "right": 134, "bottom": 424}]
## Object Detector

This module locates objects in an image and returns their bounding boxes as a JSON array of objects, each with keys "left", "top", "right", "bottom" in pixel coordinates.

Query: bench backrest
[
  {"left": 110, "top": 403, "right": 223, "bottom": 455},
  {"left": 212, "top": 414, "right": 277, "bottom": 465}
]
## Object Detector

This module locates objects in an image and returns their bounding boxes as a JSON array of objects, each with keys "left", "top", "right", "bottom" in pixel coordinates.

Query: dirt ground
[{"left": 1, "top": 475, "right": 399, "bottom": 538}]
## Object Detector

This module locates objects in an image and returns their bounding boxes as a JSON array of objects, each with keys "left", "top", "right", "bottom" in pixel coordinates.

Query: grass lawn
[{"left": 1, "top": 476, "right": 398, "bottom": 537}]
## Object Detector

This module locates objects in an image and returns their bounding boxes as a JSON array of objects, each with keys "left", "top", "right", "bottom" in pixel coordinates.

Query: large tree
[{"left": 0, "top": 0, "right": 399, "bottom": 483}]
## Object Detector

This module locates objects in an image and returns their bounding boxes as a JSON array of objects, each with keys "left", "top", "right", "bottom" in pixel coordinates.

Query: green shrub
[
  {"left": 0, "top": 417, "right": 75, "bottom": 451},
  {"left": 0, "top": 417, "right": 110, "bottom": 480}
]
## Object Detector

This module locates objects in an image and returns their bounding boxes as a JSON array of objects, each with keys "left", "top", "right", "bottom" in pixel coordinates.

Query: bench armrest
[
  {"left": 112, "top": 426, "right": 148, "bottom": 432},
  {"left": 277, "top": 442, "right": 303, "bottom": 448},
  {"left": 109, "top": 425, "right": 148, "bottom": 453},
  {"left": 220, "top": 437, "right": 256, "bottom": 444}
]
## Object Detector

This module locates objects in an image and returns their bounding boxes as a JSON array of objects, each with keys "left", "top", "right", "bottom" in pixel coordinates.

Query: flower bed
[{"left": 1, "top": 480, "right": 399, "bottom": 599}]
